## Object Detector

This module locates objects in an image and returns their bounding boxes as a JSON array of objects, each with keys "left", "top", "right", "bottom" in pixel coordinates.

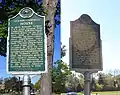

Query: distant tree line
[
  {"left": 34, "top": 68, "right": 120, "bottom": 94},
  {"left": 0, "top": 76, "right": 21, "bottom": 94},
  {"left": 0, "top": 76, "right": 34, "bottom": 94},
  {"left": 92, "top": 72, "right": 120, "bottom": 91}
]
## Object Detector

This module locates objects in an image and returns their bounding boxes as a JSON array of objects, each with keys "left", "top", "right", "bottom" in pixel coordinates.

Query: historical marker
[
  {"left": 69, "top": 14, "right": 102, "bottom": 72},
  {"left": 7, "top": 7, "right": 47, "bottom": 74}
]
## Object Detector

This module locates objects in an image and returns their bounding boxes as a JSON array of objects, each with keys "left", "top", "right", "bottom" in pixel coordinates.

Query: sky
[{"left": 61, "top": 0, "right": 120, "bottom": 73}]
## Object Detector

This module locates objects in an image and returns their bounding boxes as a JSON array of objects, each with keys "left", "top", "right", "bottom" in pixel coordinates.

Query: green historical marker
[{"left": 7, "top": 7, "right": 47, "bottom": 74}]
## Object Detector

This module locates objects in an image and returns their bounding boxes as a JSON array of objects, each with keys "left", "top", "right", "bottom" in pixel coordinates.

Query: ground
[
  {"left": 92, "top": 91, "right": 120, "bottom": 95},
  {"left": 1, "top": 91, "right": 120, "bottom": 95},
  {"left": 53, "top": 91, "right": 120, "bottom": 95}
]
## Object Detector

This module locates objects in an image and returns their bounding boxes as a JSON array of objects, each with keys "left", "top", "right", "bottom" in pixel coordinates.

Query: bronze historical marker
[{"left": 69, "top": 14, "right": 103, "bottom": 72}]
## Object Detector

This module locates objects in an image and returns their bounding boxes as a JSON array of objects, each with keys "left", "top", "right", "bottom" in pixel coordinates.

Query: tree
[
  {"left": 51, "top": 44, "right": 71, "bottom": 93},
  {"left": 77, "top": 74, "right": 84, "bottom": 91},
  {"left": 65, "top": 73, "right": 82, "bottom": 92},
  {"left": 0, "top": 0, "right": 47, "bottom": 56},
  {"left": 52, "top": 60, "right": 72, "bottom": 93},
  {"left": 97, "top": 72, "right": 115, "bottom": 91},
  {"left": 115, "top": 75, "right": 120, "bottom": 88},
  {"left": 103, "top": 73, "right": 115, "bottom": 91},
  {"left": 34, "top": 79, "right": 40, "bottom": 90},
  {"left": 34, "top": 43, "right": 70, "bottom": 94},
  {"left": 95, "top": 83, "right": 103, "bottom": 91},
  {"left": 0, "top": 77, "right": 3, "bottom": 84},
  {"left": 40, "top": 0, "right": 59, "bottom": 94},
  {"left": 61, "top": 45, "right": 66, "bottom": 58},
  {"left": 98, "top": 73, "right": 105, "bottom": 85},
  {"left": 4, "top": 77, "right": 11, "bottom": 92},
  {"left": 4, "top": 76, "right": 22, "bottom": 93},
  {"left": 90, "top": 77, "right": 96, "bottom": 91}
]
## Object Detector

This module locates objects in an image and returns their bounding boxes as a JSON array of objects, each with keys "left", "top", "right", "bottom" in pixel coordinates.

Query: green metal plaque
[{"left": 7, "top": 7, "right": 47, "bottom": 74}]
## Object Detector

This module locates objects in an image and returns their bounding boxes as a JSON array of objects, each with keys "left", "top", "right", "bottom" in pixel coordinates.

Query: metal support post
[
  {"left": 84, "top": 72, "right": 91, "bottom": 95},
  {"left": 22, "top": 75, "right": 31, "bottom": 95},
  {"left": 19, "top": 77, "right": 20, "bottom": 95}
]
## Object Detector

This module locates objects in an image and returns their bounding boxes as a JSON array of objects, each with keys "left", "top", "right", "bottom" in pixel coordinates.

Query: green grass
[
  {"left": 92, "top": 91, "right": 120, "bottom": 95},
  {"left": 54, "top": 91, "right": 120, "bottom": 95},
  {"left": 53, "top": 93, "right": 83, "bottom": 95}
]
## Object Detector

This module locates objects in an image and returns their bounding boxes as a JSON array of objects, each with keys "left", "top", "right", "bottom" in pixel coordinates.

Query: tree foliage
[
  {"left": 98, "top": 73, "right": 105, "bottom": 85},
  {"left": 95, "top": 72, "right": 120, "bottom": 91},
  {"left": 66, "top": 73, "right": 80, "bottom": 92},
  {"left": 52, "top": 60, "right": 72, "bottom": 93},
  {"left": 34, "top": 60, "right": 72, "bottom": 93},
  {"left": 0, "top": 77, "right": 3, "bottom": 84},
  {"left": 61, "top": 45, "right": 66, "bottom": 58},
  {"left": 91, "top": 77, "right": 96, "bottom": 91},
  {"left": 65, "top": 73, "right": 84, "bottom": 92},
  {"left": 4, "top": 76, "right": 22, "bottom": 93},
  {"left": 0, "top": 0, "right": 47, "bottom": 56},
  {"left": 34, "top": 79, "right": 40, "bottom": 90},
  {"left": 0, "top": 0, "right": 60, "bottom": 57}
]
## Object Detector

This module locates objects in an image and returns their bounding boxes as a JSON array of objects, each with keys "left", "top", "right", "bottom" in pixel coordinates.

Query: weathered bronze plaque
[
  {"left": 7, "top": 7, "right": 47, "bottom": 74},
  {"left": 69, "top": 14, "right": 102, "bottom": 72}
]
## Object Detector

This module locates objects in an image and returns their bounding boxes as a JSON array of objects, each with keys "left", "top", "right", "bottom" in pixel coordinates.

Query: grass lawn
[
  {"left": 53, "top": 91, "right": 120, "bottom": 95},
  {"left": 92, "top": 91, "right": 120, "bottom": 95}
]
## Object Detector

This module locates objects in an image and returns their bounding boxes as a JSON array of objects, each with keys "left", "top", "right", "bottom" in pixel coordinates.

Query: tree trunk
[{"left": 40, "top": 0, "right": 57, "bottom": 95}]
